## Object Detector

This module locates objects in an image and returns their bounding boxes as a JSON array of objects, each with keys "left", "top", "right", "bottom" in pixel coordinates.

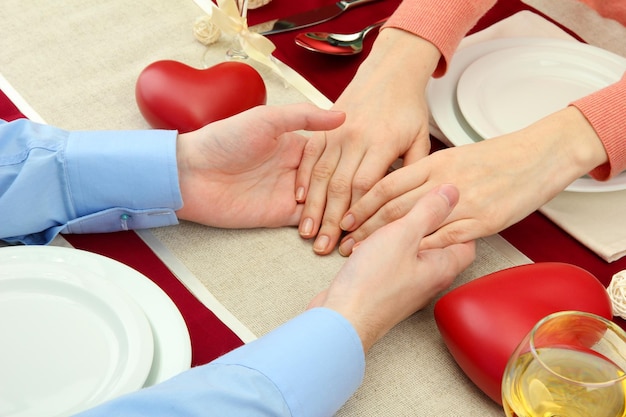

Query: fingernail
[
  {"left": 295, "top": 187, "right": 305, "bottom": 202},
  {"left": 340, "top": 213, "right": 355, "bottom": 231},
  {"left": 300, "top": 218, "right": 313, "bottom": 236},
  {"left": 438, "top": 184, "right": 458, "bottom": 207},
  {"left": 313, "top": 235, "right": 330, "bottom": 253},
  {"left": 338, "top": 238, "right": 355, "bottom": 256}
]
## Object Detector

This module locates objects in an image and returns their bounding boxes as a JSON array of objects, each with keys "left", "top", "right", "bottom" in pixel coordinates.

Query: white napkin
[{"left": 429, "top": 11, "right": 626, "bottom": 262}]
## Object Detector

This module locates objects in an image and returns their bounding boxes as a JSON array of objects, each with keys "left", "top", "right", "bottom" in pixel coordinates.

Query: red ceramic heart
[
  {"left": 434, "top": 262, "right": 612, "bottom": 404},
  {"left": 135, "top": 60, "right": 267, "bottom": 133}
]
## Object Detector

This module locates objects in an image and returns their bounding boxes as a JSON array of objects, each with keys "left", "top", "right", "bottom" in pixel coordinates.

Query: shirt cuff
[
  {"left": 63, "top": 129, "right": 182, "bottom": 233},
  {"left": 214, "top": 307, "right": 365, "bottom": 417}
]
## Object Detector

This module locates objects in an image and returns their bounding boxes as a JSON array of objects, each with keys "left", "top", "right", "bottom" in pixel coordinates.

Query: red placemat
[
  {"left": 0, "top": 90, "right": 25, "bottom": 122},
  {"left": 247, "top": 0, "right": 401, "bottom": 102},
  {"left": 0, "top": 89, "right": 245, "bottom": 366}
]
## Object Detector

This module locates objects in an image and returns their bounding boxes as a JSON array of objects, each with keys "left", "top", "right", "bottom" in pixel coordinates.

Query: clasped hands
[
  {"left": 174, "top": 102, "right": 475, "bottom": 351},
  {"left": 172, "top": 91, "right": 603, "bottom": 353}
]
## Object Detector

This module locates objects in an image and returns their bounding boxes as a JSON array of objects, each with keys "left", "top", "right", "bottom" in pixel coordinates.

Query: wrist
[
  {"left": 509, "top": 106, "right": 608, "bottom": 194},
  {"left": 318, "top": 294, "right": 387, "bottom": 354},
  {"left": 358, "top": 28, "right": 441, "bottom": 91},
  {"left": 175, "top": 130, "right": 210, "bottom": 222},
  {"left": 326, "top": 310, "right": 380, "bottom": 354},
  {"left": 549, "top": 106, "right": 607, "bottom": 177}
]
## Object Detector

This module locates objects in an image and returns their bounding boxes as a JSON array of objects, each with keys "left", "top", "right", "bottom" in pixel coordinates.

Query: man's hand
[
  {"left": 175, "top": 103, "right": 345, "bottom": 228},
  {"left": 310, "top": 185, "right": 476, "bottom": 352}
]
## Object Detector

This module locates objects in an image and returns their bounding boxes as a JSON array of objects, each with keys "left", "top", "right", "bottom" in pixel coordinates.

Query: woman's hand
[
  {"left": 295, "top": 29, "right": 442, "bottom": 255},
  {"left": 337, "top": 106, "right": 608, "bottom": 254}
]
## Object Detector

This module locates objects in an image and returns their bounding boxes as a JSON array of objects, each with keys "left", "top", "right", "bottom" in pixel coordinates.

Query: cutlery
[
  {"left": 295, "top": 18, "right": 387, "bottom": 55},
  {"left": 249, "top": 0, "right": 382, "bottom": 36}
]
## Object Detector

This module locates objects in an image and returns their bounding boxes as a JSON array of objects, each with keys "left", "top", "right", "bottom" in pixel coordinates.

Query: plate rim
[
  {"left": 0, "top": 245, "right": 192, "bottom": 387},
  {"left": 82, "top": 246, "right": 193, "bottom": 386},
  {"left": 0, "top": 247, "right": 155, "bottom": 416},
  {"left": 427, "top": 37, "right": 626, "bottom": 193},
  {"left": 456, "top": 43, "right": 626, "bottom": 139}
]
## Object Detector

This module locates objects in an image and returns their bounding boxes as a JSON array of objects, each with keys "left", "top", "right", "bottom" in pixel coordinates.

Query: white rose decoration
[
  {"left": 607, "top": 270, "right": 626, "bottom": 319},
  {"left": 193, "top": 15, "right": 221, "bottom": 45}
]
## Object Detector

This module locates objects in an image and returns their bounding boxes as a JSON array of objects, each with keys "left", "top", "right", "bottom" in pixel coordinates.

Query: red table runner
[
  {"left": 0, "top": 90, "right": 25, "bottom": 122},
  {"left": 0, "top": 91, "right": 245, "bottom": 366}
]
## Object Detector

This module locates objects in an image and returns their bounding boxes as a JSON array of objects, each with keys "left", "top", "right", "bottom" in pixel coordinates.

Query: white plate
[
  {"left": 457, "top": 43, "right": 626, "bottom": 139},
  {"left": 13, "top": 246, "right": 191, "bottom": 386},
  {"left": 427, "top": 37, "right": 626, "bottom": 192},
  {"left": 0, "top": 246, "right": 192, "bottom": 416},
  {"left": 64, "top": 247, "right": 193, "bottom": 387},
  {"left": 0, "top": 246, "right": 154, "bottom": 416}
]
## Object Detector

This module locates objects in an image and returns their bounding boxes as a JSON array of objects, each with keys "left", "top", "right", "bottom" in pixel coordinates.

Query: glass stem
[{"left": 226, "top": 0, "right": 249, "bottom": 60}]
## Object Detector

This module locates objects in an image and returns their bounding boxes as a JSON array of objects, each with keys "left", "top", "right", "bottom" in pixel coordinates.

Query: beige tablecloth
[{"left": 1, "top": 0, "right": 622, "bottom": 415}]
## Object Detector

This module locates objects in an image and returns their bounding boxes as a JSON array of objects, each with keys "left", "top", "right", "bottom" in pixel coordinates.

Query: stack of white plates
[
  {"left": 0, "top": 246, "right": 192, "bottom": 417},
  {"left": 427, "top": 37, "right": 626, "bottom": 193}
]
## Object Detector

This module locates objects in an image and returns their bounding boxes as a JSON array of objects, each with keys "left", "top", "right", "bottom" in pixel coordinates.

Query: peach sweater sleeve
[
  {"left": 577, "top": 0, "right": 626, "bottom": 26},
  {"left": 381, "top": 0, "right": 497, "bottom": 76},
  {"left": 571, "top": 73, "right": 626, "bottom": 180}
]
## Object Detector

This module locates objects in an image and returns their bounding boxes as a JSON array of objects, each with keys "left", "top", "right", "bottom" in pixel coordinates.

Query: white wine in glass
[{"left": 502, "top": 311, "right": 626, "bottom": 417}]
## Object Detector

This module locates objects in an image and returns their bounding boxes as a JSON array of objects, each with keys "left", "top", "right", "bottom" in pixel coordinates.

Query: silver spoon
[{"left": 295, "top": 18, "right": 387, "bottom": 56}]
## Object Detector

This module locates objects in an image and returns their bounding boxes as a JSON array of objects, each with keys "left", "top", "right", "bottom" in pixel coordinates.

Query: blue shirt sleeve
[
  {"left": 75, "top": 308, "right": 365, "bottom": 417},
  {"left": 0, "top": 119, "right": 182, "bottom": 244}
]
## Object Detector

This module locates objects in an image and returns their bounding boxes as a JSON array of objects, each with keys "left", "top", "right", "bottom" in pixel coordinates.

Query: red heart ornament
[
  {"left": 434, "top": 262, "right": 612, "bottom": 404},
  {"left": 135, "top": 60, "right": 267, "bottom": 133}
]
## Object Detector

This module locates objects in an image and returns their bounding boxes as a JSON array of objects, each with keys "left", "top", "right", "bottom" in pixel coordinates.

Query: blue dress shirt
[
  {"left": 0, "top": 119, "right": 366, "bottom": 416},
  {"left": 0, "top": 119, "right": 181, "bottom": 244}
]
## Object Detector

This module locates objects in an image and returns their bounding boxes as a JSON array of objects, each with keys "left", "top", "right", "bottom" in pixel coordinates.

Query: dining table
[{"left": 2, "top": 0, "right": 626, "bottom": 415}]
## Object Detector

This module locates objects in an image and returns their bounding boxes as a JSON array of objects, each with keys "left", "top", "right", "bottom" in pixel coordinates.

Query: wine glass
[
  {"left": 502, "top": 311, "right": 626, "bottom": 417},
  {"left": 225, "top": 0, "right": 249, "bottom": 60}
]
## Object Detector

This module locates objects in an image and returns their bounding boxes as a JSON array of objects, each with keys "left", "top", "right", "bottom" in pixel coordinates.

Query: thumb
[
  {"left": 418, "top": 219, "right": 473, "bottom": 251},
  {"left": 391, "top": 184, "right": 459, "bottom": 251},
  {"left": 262, "top": 103, "right": 346, "bottom": 136}
]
